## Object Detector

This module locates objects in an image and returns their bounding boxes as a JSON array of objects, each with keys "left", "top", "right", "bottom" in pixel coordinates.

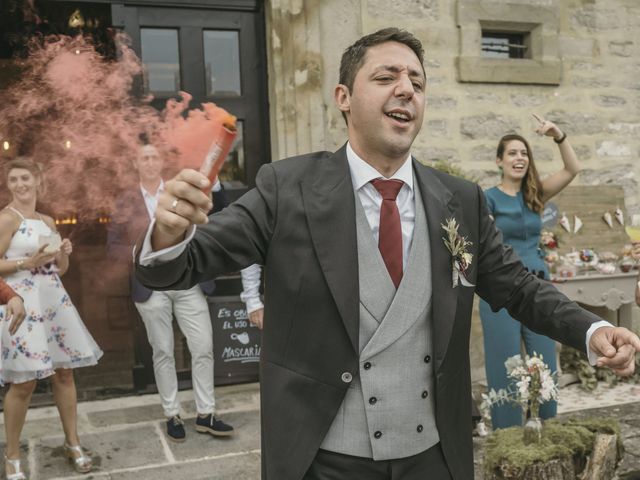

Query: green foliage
[
  {"left": 560, "top": 346, "right": 640, "bottom": 391},
  {"left": 559, "top": 417, "right": 624, "bottom": 459}
]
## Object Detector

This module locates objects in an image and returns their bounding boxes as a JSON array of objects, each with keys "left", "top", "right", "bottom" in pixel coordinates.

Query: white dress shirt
[
  {"left": 140, "top": 180, "right": 165, "bottom": 221},
  {"left": 346, "top": 142, "right": 414, "bottom": 270},
  {"left": 240, "top": 264, "right": 264, "bottom": 314}
]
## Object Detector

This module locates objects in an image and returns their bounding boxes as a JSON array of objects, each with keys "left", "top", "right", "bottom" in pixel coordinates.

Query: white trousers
[{"left": 135, "top": 286, "right": 214, "bottom": 418}]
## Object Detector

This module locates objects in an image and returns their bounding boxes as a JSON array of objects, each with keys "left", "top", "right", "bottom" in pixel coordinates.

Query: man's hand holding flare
[
  {"left": 152, "top": 112, "right": 237, "bottom": 252},
  {"left": 151, "top": 170, "right": 213, "bottom": 251}
]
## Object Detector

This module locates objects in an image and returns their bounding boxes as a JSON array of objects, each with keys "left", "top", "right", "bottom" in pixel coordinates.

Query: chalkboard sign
[{"left": 208, "top": 295, "right": 261, "bottom": 385}]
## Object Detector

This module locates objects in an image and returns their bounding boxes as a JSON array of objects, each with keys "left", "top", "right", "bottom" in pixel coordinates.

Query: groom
[{"left": 136, "top": 28, "right": 640, "bottom": 480}]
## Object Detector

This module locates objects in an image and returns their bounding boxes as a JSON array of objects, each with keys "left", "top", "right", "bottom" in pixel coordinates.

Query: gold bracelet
[{"left": 15, "top": 260, "right": 25, "bottom": 272}]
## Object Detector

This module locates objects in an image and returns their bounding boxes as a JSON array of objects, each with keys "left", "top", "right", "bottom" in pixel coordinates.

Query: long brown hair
[{"left": 496, "top": 134, "right": 544, "bottom": 213}]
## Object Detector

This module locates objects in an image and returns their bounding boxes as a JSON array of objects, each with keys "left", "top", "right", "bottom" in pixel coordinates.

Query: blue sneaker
[
  {"left": 195, "top": 414, "right": 234, "bottom": 437},
  {"left": 166, "top": 415, "right": 186, "bottom": 442}
]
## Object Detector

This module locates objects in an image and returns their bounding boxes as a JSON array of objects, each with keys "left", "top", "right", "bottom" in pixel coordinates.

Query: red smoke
[
  {"left": 0, "top": 34, "right": 156, "bottom": 219},
  {"left": 0, "top": 33, "right": 231, "bottom": 222},
  {"left": 160, "top": 92, "right": 235, "bottom": 171}
]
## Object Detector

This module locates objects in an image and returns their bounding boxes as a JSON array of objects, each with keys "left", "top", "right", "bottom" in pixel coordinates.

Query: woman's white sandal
[
  {"left": 62, "top": 443, "right": 93, "bottom": 474},
  {"left": 4, "top": 455, "right": 26, "bottom": 480}
]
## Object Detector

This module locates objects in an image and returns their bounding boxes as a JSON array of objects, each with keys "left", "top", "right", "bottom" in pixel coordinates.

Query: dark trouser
[{"left": 303, "top": 443, "right": 452, "bottom": 480}]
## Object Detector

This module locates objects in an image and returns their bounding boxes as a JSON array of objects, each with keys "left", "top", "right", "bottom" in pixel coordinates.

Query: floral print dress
[{"left": 0, "top": 208, "right": 102, "bottom": 384}]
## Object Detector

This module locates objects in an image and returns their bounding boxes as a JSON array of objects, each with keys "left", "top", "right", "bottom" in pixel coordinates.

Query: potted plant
[{"left": 481, "top": 353, "right": 558, "bottom": 444}]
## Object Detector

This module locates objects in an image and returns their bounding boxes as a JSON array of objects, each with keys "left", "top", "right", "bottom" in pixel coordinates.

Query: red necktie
[{"left": 371, "top": 179, "right": 404, "bottom": 289}]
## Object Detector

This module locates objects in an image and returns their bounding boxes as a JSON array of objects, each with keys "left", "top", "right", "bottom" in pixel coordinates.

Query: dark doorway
[
  {"left": 111, "top": 1, "right": 269, "bottom": 392},
  {"left": 114, "top": 2, "right": 270, "bottom": 196}
]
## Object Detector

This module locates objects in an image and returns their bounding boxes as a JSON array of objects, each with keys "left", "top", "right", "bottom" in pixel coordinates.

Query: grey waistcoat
[{"left": 320, "top": 180, "right": 439, "bottom": 460}]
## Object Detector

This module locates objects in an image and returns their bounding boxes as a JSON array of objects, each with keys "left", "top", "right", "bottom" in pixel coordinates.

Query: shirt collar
[
  {"left": 140, "top": 179, "right": 165, "bottom": 199},
  {"left": 346, "top": 142, "right": 414, "bottom": 192}
]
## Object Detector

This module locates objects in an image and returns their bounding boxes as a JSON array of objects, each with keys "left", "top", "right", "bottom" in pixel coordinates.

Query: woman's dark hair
[{"left": 496, "top": 134, "right": 543, "bottom": 213}]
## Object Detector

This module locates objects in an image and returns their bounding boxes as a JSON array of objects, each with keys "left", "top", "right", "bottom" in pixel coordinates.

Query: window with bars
[
  {"left": 481, "top": 31, "right": 529, "bottom": 59},
  {"left": 457, "top": 0, "right": 560, "bottom": 85}
]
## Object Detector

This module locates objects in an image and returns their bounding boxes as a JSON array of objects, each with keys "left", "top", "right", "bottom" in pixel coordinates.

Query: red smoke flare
[{"left": 0, "top": 34, "right": 236, "bottom": 224}]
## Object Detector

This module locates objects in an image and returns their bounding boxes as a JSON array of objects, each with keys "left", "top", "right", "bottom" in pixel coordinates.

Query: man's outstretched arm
[{"left": 474, "top": 184, "right": 640, "bottom": 376}]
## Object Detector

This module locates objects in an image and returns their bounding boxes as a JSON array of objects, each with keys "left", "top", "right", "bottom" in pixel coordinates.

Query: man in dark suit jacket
[
  {"left": 136, "top": 28, "right": 640, "bottom": 479},
  {"left": 108, "top": 143, "right": 233, "bottom": 443}
]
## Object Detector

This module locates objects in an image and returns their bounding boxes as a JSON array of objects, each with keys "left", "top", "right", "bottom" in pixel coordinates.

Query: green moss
[
  {"left": 483, "top": 424, "right": 593, "bottom": 476},
  {"left": 560, "top": 417, "right": 623, "bottom": 458},
  {"left": 484, "top": 417, "right": 622, "bottom": 477},
  {"left": 543, "top": 422, "right": 595, "bottom": 457}
]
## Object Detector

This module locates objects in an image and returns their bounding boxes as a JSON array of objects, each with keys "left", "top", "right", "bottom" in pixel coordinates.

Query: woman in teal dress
[{"left": 480, "top": 115, "right": 581, "bottom": 429}]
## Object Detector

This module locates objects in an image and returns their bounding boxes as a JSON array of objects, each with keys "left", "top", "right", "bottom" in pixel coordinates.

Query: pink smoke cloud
[
  {"left": 0, "top": 33, "right": 232, "bottom": 223},
  {"left": 160, "top": 92, "right": 235, "bottom": 171}
]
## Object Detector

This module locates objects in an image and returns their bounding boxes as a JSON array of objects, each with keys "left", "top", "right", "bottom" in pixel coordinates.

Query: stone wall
[
  {"left": 267, "top": 0, "right": 639, "bottom": 200},
  {"left": 266, "top": 0, "right": 640, "bottom": 384}
]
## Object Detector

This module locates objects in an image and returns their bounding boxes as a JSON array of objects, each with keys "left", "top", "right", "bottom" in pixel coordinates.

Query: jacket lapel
[
  {"left": 302, "top": 146, "right": 360, "bottom": 354},
  {"left": 413, "top": 161, "right": 459, "bottom": 373}
]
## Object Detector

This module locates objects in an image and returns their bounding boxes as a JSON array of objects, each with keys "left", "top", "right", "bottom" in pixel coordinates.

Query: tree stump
[
  {"left": 579, "top": 434, "right": 617, "bottom": 480},
  {"left": 483, "top": 418, "right": 622, "bottom": 480}
]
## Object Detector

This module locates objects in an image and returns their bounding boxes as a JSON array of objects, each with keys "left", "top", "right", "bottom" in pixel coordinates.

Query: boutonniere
[{"left": 441, "top": 217, "right": 475, "bottom": 288}]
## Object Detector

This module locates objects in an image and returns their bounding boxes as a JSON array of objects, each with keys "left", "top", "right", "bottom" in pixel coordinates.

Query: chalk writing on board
[{"left": 221, "top": 344, "right": 261, "bottom": 363}]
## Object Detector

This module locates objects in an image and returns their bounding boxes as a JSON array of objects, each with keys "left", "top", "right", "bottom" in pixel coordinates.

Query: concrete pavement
[
  {"left": 3, "top": 381, "right": 640, "bottom": 479},
  {"left": 1, "top": 383, "right": 261, "bottom": 480}
]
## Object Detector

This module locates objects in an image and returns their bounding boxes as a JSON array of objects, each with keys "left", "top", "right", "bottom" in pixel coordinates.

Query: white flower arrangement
[{"left": 481, "top": 352, "right": 558, "bottom": 424}]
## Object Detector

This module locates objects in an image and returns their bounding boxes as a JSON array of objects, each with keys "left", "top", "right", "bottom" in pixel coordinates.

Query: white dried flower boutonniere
[{"left": 441, "top": 217, "right": 475, "bottom": 288}]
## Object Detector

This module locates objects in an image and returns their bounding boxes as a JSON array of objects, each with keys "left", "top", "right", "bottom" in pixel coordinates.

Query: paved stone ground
[
  {"left": 1, "top": 383, "right": 261, "bottom": 480},
  {"left": 2, "top": 381, "right": 639, "bottom": 479},
  {"left": 558, "top": 381, "right": 640, "bottom": 414}
]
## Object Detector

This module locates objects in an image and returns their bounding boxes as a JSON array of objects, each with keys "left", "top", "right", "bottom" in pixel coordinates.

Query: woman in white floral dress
[{"left": 0, "top": 158, "right": 102, "bottom": 479}]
